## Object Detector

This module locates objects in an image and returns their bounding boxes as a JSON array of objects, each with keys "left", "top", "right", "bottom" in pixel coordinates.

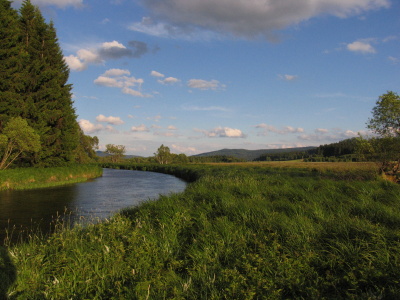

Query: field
[
  {"left": 2, "top": 162, "right": 400, "bottom": 299},
  {"left": 0, "top": 164, "right": 103, "bottom": 191}
]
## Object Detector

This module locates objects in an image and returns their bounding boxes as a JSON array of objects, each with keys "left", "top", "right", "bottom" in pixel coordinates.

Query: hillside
[{"left": 192, "top": 147, "right": 317, "bottom": 161}]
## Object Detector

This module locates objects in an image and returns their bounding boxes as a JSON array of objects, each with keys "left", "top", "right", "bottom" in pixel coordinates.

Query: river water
[{"left": 0, "top": 168, "right": 187, "bottom": 242}]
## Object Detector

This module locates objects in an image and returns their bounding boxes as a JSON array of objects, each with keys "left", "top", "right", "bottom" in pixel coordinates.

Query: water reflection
[{"left": 0, "top": 168, "right": 186, "bottom": 242}]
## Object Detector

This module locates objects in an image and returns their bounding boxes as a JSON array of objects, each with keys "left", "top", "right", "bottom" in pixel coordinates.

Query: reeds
[{"left": 2, "top": 162, "right": 400, "bottom": 299}]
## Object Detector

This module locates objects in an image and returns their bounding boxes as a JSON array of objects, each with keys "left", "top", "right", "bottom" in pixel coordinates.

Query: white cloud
[
  {"left": 187, "top": 79, "right": 225, "bottom": 90},
  {"left": 347, "top": 39, "right": 376, "bottom": 54},
  {"left": 150, "top": 70, "right": 165, "bottom": 77},
  {"left": 94, "top": 76, "right": 124, "bottom": 88},
  {"left": 63, "top": 55, "right": 87, "bottom": 71},
  {"left": 279, "top": 74, "right": 298, "bottom": 81},
  {"left": 388, "top": 56, "right": 399, "bottom": 64},
  {"left": 78, "top": 119, "right": 104, "bottom": 134},
  {"left": 103, "top": 69, "right": 131, "bottom": 77},
  {"left": 64, "top": 40, "right": 152, "bottom": 71},
  {"left": 298, "top": 128, "right": 359, "bottom": 142},
  {"left": 171, "top": 144, "right": 197, "bottom": 154},
  {"left": 138, "top": 0, "right": 390, "bottom": 39},
  {"left": 154, "top": 131, "right": 177, "bottom": 137},
  {"left": 94, "top": 69, "right": 151, "bottom": 98},
  {"left": 167, "top": 125, "right": 177, "bottom": 130},
  {"left": 158, "top": 77, "right": 180, "bottom": 85},
  {"left": 122, "top": 87, "right": 150, "bottom": 98},
  {"left": 131, "top": 124, "right": 150, "bottom": 132},
  {"left": 255, "top": 123, "right": 304, "bottom": 135},
  {"left": 96, "top": 114, "right": 124, "bottom": 125},
  {"left": 198, "top": 126, "right": 246, "bottom": 138},
  {"left": 128, "top": 17, "right": 220, "bottom": 40}
]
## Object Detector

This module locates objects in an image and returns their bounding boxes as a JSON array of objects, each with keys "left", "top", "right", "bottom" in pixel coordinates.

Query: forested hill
[{"left": 193, "top": 147, "right": 317, "bottom": 161}]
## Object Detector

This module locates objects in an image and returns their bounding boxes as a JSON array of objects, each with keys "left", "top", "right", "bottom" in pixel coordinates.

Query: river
[{"left": 0, "top": 168, "right": 187, "bottom": 243}]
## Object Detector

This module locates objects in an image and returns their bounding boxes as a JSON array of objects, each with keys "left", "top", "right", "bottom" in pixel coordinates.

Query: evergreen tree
[
  {"left": 0, "top": 0, "right": 25, "bottom": 129},
  {"left": 19, "top": 0, "right": 80, "bottom": 166}
]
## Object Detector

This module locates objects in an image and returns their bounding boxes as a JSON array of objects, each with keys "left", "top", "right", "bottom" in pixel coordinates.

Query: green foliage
[
  {"left": 105, "top": 144, "right": 126, "bottom": 163},
  {"left": 0, "top": 0, "right": 95, "bottom": 167},
  {"left": 74, "top": 130, "right": 99, "bottom": 163},
  {"left": 368, "top": 91, "right": 400, "bottom": 137},
  {"left": 4, "top": 164, "right": 400, "bottom": 298},
  {"left": 0, "top": 117, "right": 41, "bottom": 169},
  {"left": 154, "top": 144, "right": 172, "bottom": 164},
  {"left": 357, "top": 91, "right": 400, "bottom": 178}
]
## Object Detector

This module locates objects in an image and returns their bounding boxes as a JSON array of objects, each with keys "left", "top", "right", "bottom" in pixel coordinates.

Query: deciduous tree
[
  {"left": 0, "top": 117, "right": 41, "bottom": 169},
  {"left": 357, "top": 91, "right": 400, "bottom": 176},
  {"left": 154, "top": 144, "right": 172, "bottom": 164},
  {"left": 105, "top": 144, "right": 125, "bottom": 163}
]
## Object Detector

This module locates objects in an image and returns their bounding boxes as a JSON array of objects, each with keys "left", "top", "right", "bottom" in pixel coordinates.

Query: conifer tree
[
  {"left": 0, "top": 0, "right": 25, "bottom": 129},
  {"left": 19, "top": 0, "right": 80, "bottom": 166}
]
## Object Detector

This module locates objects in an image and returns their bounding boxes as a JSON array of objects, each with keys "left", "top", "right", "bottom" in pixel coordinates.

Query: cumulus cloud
[
  {"left": 94, "top": 69, "right": 151, "bottom": 98},
  {"left": 136, "top": 0, "right": 390, "bottom": 39},
  {"left": 347, "top": 39, "right": 377, "bottom": 54},
  {"left": 96, "top": 114, "right": 124, "bottom": 125},
  {"left": 255, "top": 123, "right": 304, "bottom": 135},
  {"left": 167, "top": 125, "right": 177, "bottom": 130},
  {"left": 187, "top": 79, "right": 225, "bottom": 90},
  {"left": 150, "top": 70, "right": 165, "bottom": 77},
  {"left": 171, "top": 144, "right": 197, "bottom": 154},
  {"left": 78, "top": 119, "right": 104, "bottom": 134},
  {"left": 131, "top": 124, "right": 150, "bottom": 132},
  {"left": 158, "top": 77, "right": 180, "bottom": 85},
  {"left": 197, "top": 126, "right": 246, "bottom": 138},
  {"left": 64, "top": 40, "right": 153, "bottom": 71}
]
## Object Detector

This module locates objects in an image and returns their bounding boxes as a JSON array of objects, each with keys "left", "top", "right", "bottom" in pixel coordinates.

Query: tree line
[{"left": 0, "top": 0, "right": 98, "bottom": 169}]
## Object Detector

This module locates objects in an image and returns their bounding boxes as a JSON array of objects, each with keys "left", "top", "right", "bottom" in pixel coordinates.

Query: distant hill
[{"left": 192, "top": 147, "right": 317, "bottom": 161}]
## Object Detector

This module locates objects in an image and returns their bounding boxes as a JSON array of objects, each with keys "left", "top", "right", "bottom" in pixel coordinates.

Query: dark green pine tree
[
  {"left": 0, "top": 0, "right": 26, "bottom": 129},
  {"left": 19, "top": 0, "right": 80, "bottom": 166}
]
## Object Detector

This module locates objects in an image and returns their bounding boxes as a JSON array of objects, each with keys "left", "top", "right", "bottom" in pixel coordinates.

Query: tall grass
[
  {"left": 2, "top": 163, "right": 400, "bottom": 299},
  {"left": 0, "top": 164, "right": 103, "bottom": 190}
]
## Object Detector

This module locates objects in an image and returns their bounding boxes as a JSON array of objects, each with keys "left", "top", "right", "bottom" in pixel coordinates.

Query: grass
[
  {"left": 0, "top": 164, "right": 103, "bottom": 190},
  {"left": 2, "top": 162, "right": 400, "bottom": 299}
]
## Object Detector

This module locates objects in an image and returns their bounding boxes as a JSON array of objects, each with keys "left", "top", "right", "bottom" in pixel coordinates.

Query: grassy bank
[
  {"left": 0, "top": 164, "right": 103, "bottom": 191},
  {"left": 2, "top": 163, "right": 400, "bottom": 298}
]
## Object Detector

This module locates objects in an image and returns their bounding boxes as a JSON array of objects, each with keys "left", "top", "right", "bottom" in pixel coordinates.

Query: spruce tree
[
  {"left": 0, "top": 0, "right": 25, "bottom": 129},
  {"left": 19, "top": 0, "right": 80, "bottom": 166}
]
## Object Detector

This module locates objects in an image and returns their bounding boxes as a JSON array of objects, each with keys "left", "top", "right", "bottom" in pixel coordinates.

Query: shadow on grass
[{"left": 0, "top": 246, "right": 16, "bottom": 299}]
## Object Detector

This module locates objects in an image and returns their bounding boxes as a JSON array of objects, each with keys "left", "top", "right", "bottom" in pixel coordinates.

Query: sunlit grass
[
  {"left": 2, "top": 163, "right": 400, "bottom": 299},
  {"left": 0, "top": 164, "right": 103, "bottom": 190}
]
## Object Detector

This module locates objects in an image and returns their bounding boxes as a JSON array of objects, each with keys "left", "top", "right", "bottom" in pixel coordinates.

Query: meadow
[
  {"left": 0, "top": 164, "right": 103, "bottom": 191},
  {"left": 2, "top": 162, "right": 400, "bottom": 299}
]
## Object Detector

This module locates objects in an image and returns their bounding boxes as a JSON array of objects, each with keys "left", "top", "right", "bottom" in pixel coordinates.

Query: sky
[{"left": 12, "top": 0, "right": 400, "bottom": 156}]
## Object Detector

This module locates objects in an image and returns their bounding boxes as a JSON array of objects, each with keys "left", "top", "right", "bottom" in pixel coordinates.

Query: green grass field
[
  {"left": 0, "top": 164, "right": 103, "bottom": 191},
  {"left": 2, "top": 162, "right": 400, "bottom": 299}
]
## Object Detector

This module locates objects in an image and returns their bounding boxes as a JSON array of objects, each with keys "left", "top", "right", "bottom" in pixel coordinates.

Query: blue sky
[{"left": 13, "top": 0, "right": 400, "bottom": 156}]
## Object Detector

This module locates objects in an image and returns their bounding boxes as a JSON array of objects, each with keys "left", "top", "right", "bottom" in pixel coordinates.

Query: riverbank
[
  {"left": 0, "top": 164, "right": 103, "bottom": 191},
  {"left": 3, "top": 162, "right": 400, "bottom": 298}
]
